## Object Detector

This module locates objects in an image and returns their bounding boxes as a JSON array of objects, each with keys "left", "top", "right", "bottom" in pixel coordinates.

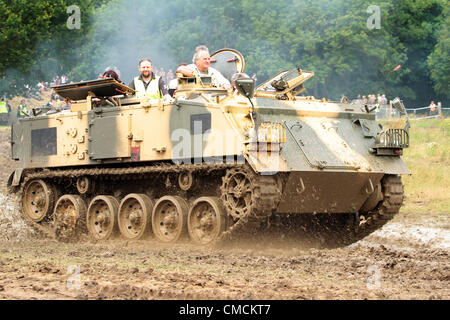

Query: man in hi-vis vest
[
  {"left": 0, "top": 97, "right": 11, "bottom": 125},
  {"left": 17, "top": 99, "right": 30, "bottom": 119},
  {"left": 128, "top": 58, "right": 171, "bottom": 100}
]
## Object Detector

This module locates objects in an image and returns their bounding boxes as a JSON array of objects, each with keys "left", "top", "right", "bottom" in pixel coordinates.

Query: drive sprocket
[{"left": 219, "top": 165, "right": 282, "bottom": 240}]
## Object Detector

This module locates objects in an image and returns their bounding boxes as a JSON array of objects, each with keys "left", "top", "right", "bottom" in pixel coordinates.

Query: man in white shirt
[{"left": 176, "top": 45, "right": 231, "bottom": 90}]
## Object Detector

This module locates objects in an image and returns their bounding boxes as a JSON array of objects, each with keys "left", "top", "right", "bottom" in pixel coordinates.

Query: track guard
[{"left": 7, "top": 168, "right": 24, "bottom": 187}]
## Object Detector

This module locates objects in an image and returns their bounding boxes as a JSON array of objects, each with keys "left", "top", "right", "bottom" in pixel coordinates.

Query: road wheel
[
  {"left": 152, "top": 196, "right": 188, "bottom": 243},
  {"left": 22, "top": 179, "right": 56, "bottom": 222},
  {"left": 86, "top": 195, "right": 119, "bottom": 240},
  {"left": 188, "top": 197, "right": 227, "bottom": 245},
  {"left": 76, "top": 176, "right": 95, "bottom": 195},
  {"left": 118, "top": 194, "right": 153, "bottom": 240},
  {"left": 54, "top": 195, "right": 86, "bottom": 242}
]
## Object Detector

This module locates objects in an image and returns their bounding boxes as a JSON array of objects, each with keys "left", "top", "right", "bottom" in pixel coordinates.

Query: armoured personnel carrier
[{"left": 8, "top": 48, "right": 410, "bottom": 246}]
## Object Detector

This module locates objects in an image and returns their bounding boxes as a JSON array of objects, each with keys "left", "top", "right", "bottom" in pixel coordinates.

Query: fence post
[
  {"left": 389, "top": 100, "right": 392, "bottom": 120},
  {"left": 438, "top": 102, "right": 443, "bottom": 119}
]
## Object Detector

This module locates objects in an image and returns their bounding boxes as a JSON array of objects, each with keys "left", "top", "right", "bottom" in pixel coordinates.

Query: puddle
[{"left": 365, "top": 222, "right": 450, "bottom": 250}]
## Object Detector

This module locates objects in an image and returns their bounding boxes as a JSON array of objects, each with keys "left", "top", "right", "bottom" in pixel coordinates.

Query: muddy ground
[{"left": 0, "top": 129, "right": 448, "bottom": 300}]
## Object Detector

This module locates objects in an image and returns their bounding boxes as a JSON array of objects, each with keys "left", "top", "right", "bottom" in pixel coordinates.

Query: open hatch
[
  {"left": 52, "top": 78, "right": 135, "bottom": 101},
  {"left": 210, "top": 48, "right": 245, "bottom": 82},
  {"left": 255, "top": 68, "right": 314, "bottom": 100}
]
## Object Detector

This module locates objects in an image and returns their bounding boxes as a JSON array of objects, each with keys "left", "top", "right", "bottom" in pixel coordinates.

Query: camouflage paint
[{"left": 9, "top": 49, "right": 411, "bottom": 216}]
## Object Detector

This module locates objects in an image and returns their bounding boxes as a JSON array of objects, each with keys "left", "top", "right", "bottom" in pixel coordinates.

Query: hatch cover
[{"left": 210, "top": 48, "right": 245, "bottom": 82}]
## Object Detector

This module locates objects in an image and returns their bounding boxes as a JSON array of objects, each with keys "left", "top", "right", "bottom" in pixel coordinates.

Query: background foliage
[{"left": 0, "top": 0, "right": 448, "bottom": 107}]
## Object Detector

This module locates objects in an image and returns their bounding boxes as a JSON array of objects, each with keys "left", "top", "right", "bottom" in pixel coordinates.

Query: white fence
[
  {"left": 374, "top": 103, "right": 448, "bottom": 120},
  {"left": 406, "top": 105, "right": 449, "bottom": 121}
]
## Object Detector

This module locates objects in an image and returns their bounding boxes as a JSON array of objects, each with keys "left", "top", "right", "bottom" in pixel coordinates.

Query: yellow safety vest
[
  {"left": 134, "top": 76, "right": 162, "bottom": 99},
  {"left": 18, "top": 104, "right": 29, "bottom": 116},
  {"left": 0, "top": 101, "right": 8, "bottom": 114}
]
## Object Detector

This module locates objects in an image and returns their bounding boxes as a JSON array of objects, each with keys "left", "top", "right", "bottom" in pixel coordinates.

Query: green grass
[{"left": 397, "top": 118, "right": 450, "bottom": 217}]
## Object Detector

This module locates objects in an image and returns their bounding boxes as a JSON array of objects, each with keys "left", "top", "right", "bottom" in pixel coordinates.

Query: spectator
[
  {"left": 17, "top": 99, "right": 30, "bottom": 119},
  {"left": 362, "top": 95, "right": 368, "bottom": 104},
  {"left": 0, "top": 97, "right": 10, "bottom": 125},
  {"left": 429, "top": 101, "right": 437, "bottom": 115},
  {"left": 37, "top": 82, "right": 45, "bottom": 94},
  {"left": 377, "top": 93, "right": 383, "bottom": 105},
  {"left": 169, "top": 63, "right": 187, "bottom": 97},
  {"left": 160, "top": 67, "right": 166, "bottom": 83},
  {"left": 166, "top": 69, "right": 174, "bottom": 83},
  {"left": 154, "top": 67, "right": 160, "bottom": 77},
  {"left": 99, "top": 69, "right": 124, "bottom": 84},
  {"left": 352, "top": 94, "right": 361, "bottom": 104}
]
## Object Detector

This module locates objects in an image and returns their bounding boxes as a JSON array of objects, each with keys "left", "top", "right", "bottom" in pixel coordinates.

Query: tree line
[{"left": 0, "top": 0, "right": 448, "bottom": 108}]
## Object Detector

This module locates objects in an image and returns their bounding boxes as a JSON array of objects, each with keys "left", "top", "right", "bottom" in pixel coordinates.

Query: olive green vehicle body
[{"left": 9, "top": 49, "right": 410, "bottom": 218}]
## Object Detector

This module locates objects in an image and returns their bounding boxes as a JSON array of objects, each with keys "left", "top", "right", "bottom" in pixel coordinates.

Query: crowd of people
[
  {"left": 14, "top": 74, "right": 73, "bottom": 103},
  {"left": 153, "top": 67, "right": 175, "bottom": 86},
  {"left": 352, "top": 93, "right": 389, "bottom": 105},
  {"left": 52, "top": 74, "right": 69, "bottom": 86}
]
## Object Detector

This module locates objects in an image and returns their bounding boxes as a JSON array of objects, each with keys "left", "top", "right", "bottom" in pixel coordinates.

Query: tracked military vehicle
[{"left": 8, "top": 48, "right": 410, "bottom": 246}]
